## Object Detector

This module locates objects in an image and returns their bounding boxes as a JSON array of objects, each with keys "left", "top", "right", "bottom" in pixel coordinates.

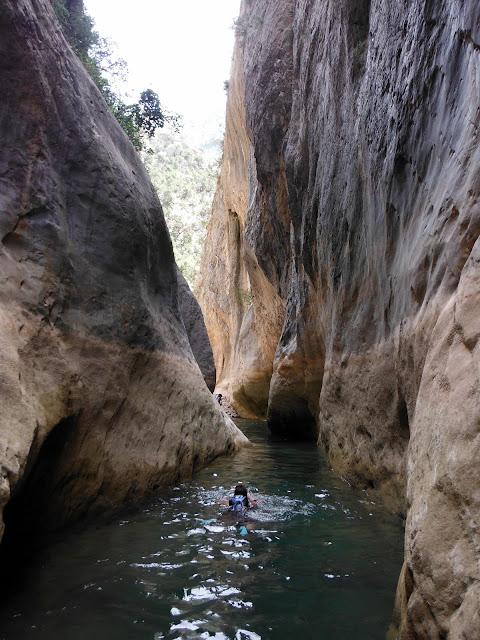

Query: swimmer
[
  {"left": 218, "top": 483, "right": 258, "bottom": 511},
  {"left": 215, "top": 484, "right": 259, "bottom": 536}
]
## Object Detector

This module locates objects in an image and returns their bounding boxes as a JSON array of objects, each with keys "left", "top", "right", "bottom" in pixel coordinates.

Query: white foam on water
[
  {"left": 131, "top": 563, "right": 183, "bottom": 570},
  {"left": 183, "top": 586, "right": 216, "bottom": 602},
  {"left": 182, "top": 585, "right": 241, "bottom": 602},
  {"left": 221, "top": 538, "right": 249, "bottom": 548},
  {"left": 228, "top": 599, "right": 253, "bottom": 609},
  {"left": 199, "top": 488, "right": 314, "bottom": 524},
  {"left": 220, "top": 549, "right": 250, "bottom": 559},
  {"left": 248, "top": 495, "right": 315, "bottom": 523},
  {"left": 218, "top": 587, "right": 241, "bottom": 597},
  {"left": 320, "top": 504, "right": 337, "bottom": 511},
  {"left": 198, "top": 545, "right": 213, "bottom": 554},
  {"left": 205, "top": 525, "right": 225, "bottom": 533},
  {"left": 170, "top": 618, "right": 206, "bottom": 631},
  {"left": 235, "top": 630, "right": 262, "bottom": 640}
]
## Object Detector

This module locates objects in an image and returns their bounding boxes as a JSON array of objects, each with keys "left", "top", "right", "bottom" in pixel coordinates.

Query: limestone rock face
[
  {"left": 177, "top": 269, "right": 216, "bottom": 392},
  {"left": 199, "top": 0, "right": 480, "bottom": 636},
  {"left": 0, "top": 0, "right": 248, "bottom": 547},
  {"left": 197, "top": 0, "right": 291, "bottom": 418}
]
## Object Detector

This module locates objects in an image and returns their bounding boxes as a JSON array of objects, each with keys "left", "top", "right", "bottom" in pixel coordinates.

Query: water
[{"left": 0, "top": 421, "right": 404, "bottom": 640}]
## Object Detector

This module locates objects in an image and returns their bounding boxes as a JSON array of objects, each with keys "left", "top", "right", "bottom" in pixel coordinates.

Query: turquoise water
[{"left": 0, "top": 421, "right": 404, "bottom": 640}]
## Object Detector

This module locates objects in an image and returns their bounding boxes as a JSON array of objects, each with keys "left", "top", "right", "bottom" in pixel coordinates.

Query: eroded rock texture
[
  {"left": 0, "top": 0, "right": 247, "bottom": 549},
  {"left": 177, "top": 268, "right": 216, "bottom": 391},
  {"left": 197, "top": 1, "right": 291, "bottom": 418},
  {"left": 199, "top": 0, "right": 480, "bottom": 636}
]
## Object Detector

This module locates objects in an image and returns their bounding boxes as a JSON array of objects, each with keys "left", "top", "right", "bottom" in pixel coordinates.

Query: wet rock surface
[
  {"left": 0, "top": 0, "right": 248, "bottom": 550},
  {"left": 199, "top": 0, "right": 480, "bottom": 636},
  {"left": 217, "top": 396, "right": 240, "bottom": 420}
]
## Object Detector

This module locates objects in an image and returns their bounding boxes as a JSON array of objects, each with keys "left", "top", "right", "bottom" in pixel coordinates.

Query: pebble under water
[{"left": 0, "top": 421, "right": 404, "bottom": 640}]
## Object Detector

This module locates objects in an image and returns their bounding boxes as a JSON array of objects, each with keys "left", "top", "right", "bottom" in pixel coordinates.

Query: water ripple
[{"left": 0, "top": 420, "right": 404, "bottom": 640}]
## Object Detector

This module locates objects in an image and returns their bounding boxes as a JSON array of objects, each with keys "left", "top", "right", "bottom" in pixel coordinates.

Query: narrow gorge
[
  {"left": 0, "top": 0, "right": 247, "bottom": 556},
  {"left": 1, "top": 0, "right": 479, "bottom": 638},
  {"left": 199, "top": 0, "right": 480, "bottom": 637}
]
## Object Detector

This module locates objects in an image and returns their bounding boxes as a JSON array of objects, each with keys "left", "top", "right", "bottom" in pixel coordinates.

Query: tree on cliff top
[
  {"left": 51, "top": 0, "right": 180, "bottom": 150},
  {"left": 142, "top": 132, "right": 218, "bottom": 288}
]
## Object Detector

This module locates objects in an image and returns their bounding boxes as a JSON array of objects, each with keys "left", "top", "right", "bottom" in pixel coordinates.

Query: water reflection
[{"left": 0, "top": 421, "right": 404, "bottom": 640}]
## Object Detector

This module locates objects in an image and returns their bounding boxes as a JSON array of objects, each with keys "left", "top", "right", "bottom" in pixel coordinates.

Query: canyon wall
[
  {"left": 198, "top": 0, "right": 480, "bottom": 637},
  {"left": 0, "top": 0, "right": 248, "bottom": 549},
  {"left": 177, "top": 268, "right": 216, "bottom": 392},
  {"left": 198, "top": 1, "right": 292, "bottom": 418}
]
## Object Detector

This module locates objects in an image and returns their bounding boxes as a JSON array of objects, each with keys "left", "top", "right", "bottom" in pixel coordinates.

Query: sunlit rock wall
[
  {"left": 197, "top": 4, "right": 289, "bottom": 418},
  {"left": 199, "top": 0, "right": 480, "bottom": 636},
  {"left": 0, "top": 0, "right": 248, "bottom": 548}
]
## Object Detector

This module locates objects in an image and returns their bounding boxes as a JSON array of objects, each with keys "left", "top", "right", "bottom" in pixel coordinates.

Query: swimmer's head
[{"left": 234, "top": 484, "right": 248, "bottom": 497}]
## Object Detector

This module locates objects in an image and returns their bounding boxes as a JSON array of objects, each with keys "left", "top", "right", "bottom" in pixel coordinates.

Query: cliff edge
[
  {"left": 0, "top": 0, "right": 248, "bottom": 550},
  {"left": 198, "top": 0, "right": 480, "bottom": 637}
]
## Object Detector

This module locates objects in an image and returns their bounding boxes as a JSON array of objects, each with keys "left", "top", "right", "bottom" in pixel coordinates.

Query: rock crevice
[
  {"left": 199, "top": 0, "right": 480, "bottom": 636},
  {"left": 0, "top": 0, "right": 247, "bottom": 550}
]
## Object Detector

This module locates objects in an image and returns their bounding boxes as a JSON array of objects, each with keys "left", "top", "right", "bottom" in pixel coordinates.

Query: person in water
[
  {"left": 218, "top": 483, "right": 258, "bottom": 511},
  {"left": 215, "top": 484, "right": 259, "bottom": 536}
]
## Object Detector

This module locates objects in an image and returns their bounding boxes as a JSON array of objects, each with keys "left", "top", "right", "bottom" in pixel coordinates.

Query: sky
[{"left": 83, "top": 0, "right": 241, "bottom": 148}]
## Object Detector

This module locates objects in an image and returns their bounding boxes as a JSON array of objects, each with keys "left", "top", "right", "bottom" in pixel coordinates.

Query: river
[{"left": 0, "top": 420, "right": 404, "bottom": 640}]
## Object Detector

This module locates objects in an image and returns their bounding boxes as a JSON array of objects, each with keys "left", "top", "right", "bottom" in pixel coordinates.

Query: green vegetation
[
  {"left": 232, "top": 12, "right": 264, "bottom": 38},
  {"left": 51, "top": 0, "right": 218, "bottom": 284},
  {"left": 142, "top": 132, "right": 218, "bottom": 287},
  {"left": 51, "top": 0, "right": 179, "bottom": 149},
  {"left": 236, "top": 287, "right": 252, "bottom": 307}
]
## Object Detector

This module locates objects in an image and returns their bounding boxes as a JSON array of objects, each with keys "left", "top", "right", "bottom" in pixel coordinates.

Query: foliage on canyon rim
[
  {"left": 51, "top": 0, "right": 216, "bottom": 285},
  {"left": 142, "top": 132, "right": 218, "bottom": 288},
  {"left": 51, "top": 0, "right": 180, "bottom": 150}
]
